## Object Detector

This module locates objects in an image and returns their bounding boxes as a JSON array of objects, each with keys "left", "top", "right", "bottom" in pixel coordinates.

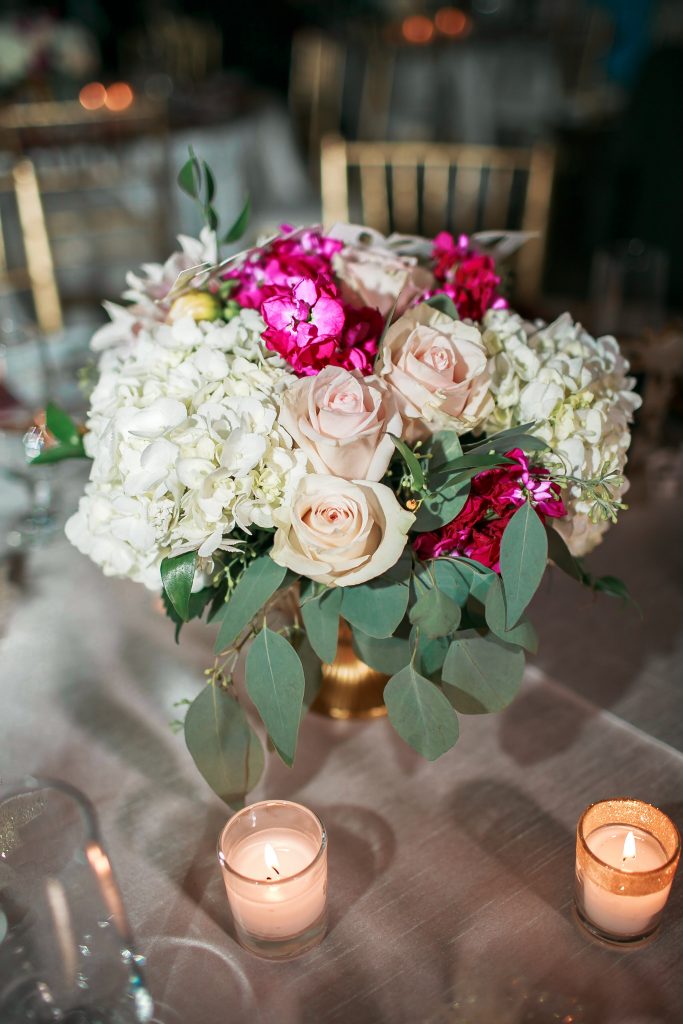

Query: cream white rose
[
  {"left": 333, "top": 243, "right": 434, "bottom": 318},
  {"left": 378, "top": 303, "right": 493, "bottom": 440},
  {"left": 280, "top": 366, "right": 402, "bottom": 482},
  {"left": 271, "top": 474, "right": 414, "bottom": 587}
]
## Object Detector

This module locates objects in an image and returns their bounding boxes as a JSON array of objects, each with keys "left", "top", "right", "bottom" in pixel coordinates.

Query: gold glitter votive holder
[{"left": 575, "top": 798, "right": 681, "bottom": 944}]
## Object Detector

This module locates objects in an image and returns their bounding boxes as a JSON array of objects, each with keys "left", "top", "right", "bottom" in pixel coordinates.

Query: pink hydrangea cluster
[
  {"left": 421, "top": 231, "right": 507, "bottom": 322},
  {"left": 413, "top": 449, "right": 565, "bottom": 571},
  {"left": 224, "top": 227, "right": 384, "bottom": 376}
]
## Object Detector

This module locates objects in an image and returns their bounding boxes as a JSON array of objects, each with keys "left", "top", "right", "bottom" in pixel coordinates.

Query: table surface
[{"left": 1, "top": 457, "right": 682, "bottom": 1024}]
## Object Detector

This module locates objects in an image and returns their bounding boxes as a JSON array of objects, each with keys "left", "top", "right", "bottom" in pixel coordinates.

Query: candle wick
[{"left": 273, "top": 866, "right": 280, "bottom": 876}]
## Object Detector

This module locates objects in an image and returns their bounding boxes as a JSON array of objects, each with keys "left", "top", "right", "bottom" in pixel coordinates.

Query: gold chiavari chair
[
  {"left": 320, "top": 136, "right": 556, "bottom": 307},
  {"left": 0, "top": 160, "right": 62, "bottom": 336},
  {"left": 289, "top": 30, "right": 346, "bottom": 178},
  {"left": 0, "top": 99, "right": 171, "bottom": 319}
]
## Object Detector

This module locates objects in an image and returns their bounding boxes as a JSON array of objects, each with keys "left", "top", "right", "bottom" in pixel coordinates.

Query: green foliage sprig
[{"left": 177, "top": 146, "right": 250, "bottom": 245}]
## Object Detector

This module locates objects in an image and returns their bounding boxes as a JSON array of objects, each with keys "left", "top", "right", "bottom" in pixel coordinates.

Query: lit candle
[
  {"left": 575, "top": 799, "right": 681, "bottom": 943},
  {"left": 218, "top": 800, "right": 327, "bottom": 959}
]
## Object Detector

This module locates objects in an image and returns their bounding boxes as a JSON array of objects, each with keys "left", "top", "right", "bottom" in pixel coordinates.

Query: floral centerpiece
[{"left": 38, "top": 154, "right": 640, "bottom": 806}]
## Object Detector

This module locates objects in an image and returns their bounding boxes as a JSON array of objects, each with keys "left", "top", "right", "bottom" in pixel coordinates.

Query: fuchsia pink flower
[
  {"left": 413, "top": 448, "right": 565, "bottom": 571},
  {"left": 421, "top": 231, "right": 507, "bottom": 322},
  {"left": 225, "top": 227, "right": 384, "bottom": 376},
  {"left": 223, "top": 227, "right": 344, "bottom": 310},
  {"left": 261, "top": 277, "right": 383, "bottom": 376}
]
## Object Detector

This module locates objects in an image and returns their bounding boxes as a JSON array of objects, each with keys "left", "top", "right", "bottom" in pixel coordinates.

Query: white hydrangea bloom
[
  {"left": 66, "top": 310, "right": 306, "bottom": 590},
  {"left": 90, "top": 229, "right": 218, "bottom": 351},
  {"left": 482, "top": 309, "right": 641, "bottom": 556}
]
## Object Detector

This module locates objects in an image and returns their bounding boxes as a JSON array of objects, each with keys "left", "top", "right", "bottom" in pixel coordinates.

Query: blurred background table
[{"left": 0, "top": 462, "right": 681, "bottom": 1024}]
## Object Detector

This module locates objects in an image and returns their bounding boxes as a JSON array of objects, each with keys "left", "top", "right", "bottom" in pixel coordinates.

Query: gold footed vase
[{"left": 312, "top": 620, "right": 388, "bottom": 720}]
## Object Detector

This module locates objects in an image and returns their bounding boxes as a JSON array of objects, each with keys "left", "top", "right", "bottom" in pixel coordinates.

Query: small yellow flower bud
[{"left": 168, "top": 290, "right": 222, "bottom": 323}]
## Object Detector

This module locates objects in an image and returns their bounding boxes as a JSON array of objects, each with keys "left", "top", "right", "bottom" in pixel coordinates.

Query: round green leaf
[
  {"left": 214, "top": 555, "right": 286, "bottom": 653},
  {"left": 245, "top": 628, "right": 305, "bottom": 767},
  {"left": 184, "top": 685, "right": 264, "bottom": 807},
  {"left": 484, "top": 576, "right": 538, "bottom": 652},
  {"left": 384, "top": 664, "right": 459, "bottom": 760},
  {"left": 409, "top": 587, "right": 462, "bottom": 639},
  {"left": 342, "top": 572, "right": 410, "bottom": 639},
  {"left": 351, "top": 629, "right": 411, "bottom": 675},
  {"left": 442, "top": 635, "right": 525, "bottom": 714},
  {"left": 499, "top": 502, "right": 547, "bottom": 628},
  {"left": 301, "top": 588, "right": 342, "bottom": 664}
]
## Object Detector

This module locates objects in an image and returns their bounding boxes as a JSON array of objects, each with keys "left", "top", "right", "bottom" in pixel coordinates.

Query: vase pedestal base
[{"left": 311, "top": 621, "right": 388, "bottom": 720}]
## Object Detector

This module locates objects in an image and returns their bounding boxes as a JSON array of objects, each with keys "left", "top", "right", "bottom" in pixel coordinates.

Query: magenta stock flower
[
  {"left": 413, "top": 449, "right": 565, "bottom": 570},
  {"left": 420, "top": 231, "right": 507, "bottom": 322},
  {"left": 223, "top": 227, "right": 343, "bottom": 310},
  {"left": 261, "top": 277, "right": 383, "bottom": 376}
]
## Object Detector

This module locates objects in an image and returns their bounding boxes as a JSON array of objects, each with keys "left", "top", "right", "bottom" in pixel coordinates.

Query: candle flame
[
  {"left": 264, "top": 842, "right": 281, "bottom": 877},
  {"left": 622, "top": 830, "right": 637, "bottom": 861}
]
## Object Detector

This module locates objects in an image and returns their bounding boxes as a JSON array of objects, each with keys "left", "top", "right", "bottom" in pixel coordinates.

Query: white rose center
[{"left": 424, "top": 344, "right": 453, "bottom": 373}]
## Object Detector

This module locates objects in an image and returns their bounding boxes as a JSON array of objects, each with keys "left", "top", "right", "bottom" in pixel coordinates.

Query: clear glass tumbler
[{"left": 0, "top": 776, "right": 153, "bottom": 1023}]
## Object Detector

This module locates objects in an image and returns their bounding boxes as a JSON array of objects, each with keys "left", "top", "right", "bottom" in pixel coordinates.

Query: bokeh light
[
  {"left": 435, "top": 7, "right": 472, "bottom": 38},
  {"left": 401, "top": 15, "right": 435, "bottom": 45},
  {"left": 104, "top": 82, "right": 134, "bottom": 112},
  {"left": 78, "top": 82, "right": 106, "bottom": 111}
]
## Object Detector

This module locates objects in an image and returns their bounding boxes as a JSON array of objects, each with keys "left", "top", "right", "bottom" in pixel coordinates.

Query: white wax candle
[
  {"left": 224, "top": 828, "right": 326, "bottom": 940},
  {"left": 582, "top": 824, "right": 670, "bottom": 938}
]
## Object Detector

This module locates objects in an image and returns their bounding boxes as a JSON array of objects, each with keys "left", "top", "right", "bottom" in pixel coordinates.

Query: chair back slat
[
  {"left": 0, "top": 161, "right": 62, "bottom": 335},
  {"left": 359, "top": 163, "right": 390, "bottom": 235},
  {"left": 452, "top": 164, "right": 482, "bottom": 237},
  {"left": 422, "top": 161, "right": 450, "bottom": 238},
  {"left": 391, "top": 160, "right": 419, "bottom": 235},
  {"left": 321, "top": 136, "right": 555, "bottom": 305},
  {"left": 483, "top": 167, "right": 514, "bottom": 233}
]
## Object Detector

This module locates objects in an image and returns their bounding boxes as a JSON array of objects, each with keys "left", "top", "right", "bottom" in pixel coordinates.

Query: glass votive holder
[
  {"left": 217, "top": 800, "right": 327, "bottom": 960},
  {"left": 575, "top": 798, "right": 681, "bottom": 944}
]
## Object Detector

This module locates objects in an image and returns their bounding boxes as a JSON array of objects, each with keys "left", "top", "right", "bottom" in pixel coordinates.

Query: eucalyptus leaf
[
  {"left": 301, "top": 587, "right": 342, "bottom": 663},
  {"left": 484, "top": 576, "right": 538, "bottom": 652},
  {"left": 223, "top": 196, "right": 251, "bottom": 244},
  {"left": 433, "top": 559, "right": 471, "bottom": 605},
  {"left": 412, "top": 630, "right": 450, "bottom": 677},
  {"left": 499, "top": 502, "right": 547, "bottom": 628},
  {"left": 384, "top": 663, "right": 460, "bottom": 760},
  {"left": 294, "top": 635, "right": 324, "bottom": 713},
  {"left": 342, "top": 557, "right": 410, "bottom": 638},
  {"left": 389, "top": 434, "right": 426, "bottom": 492},
  {"left": 442, "top": 635, "right": 525, "bottom": 714},
  {"left": 464, "top": 422, "right": 537, "bottom": 452},
  {"left": 184, "top": 685, "right": 264, "bottom": 807},
  {"left": 214, "top": 555, "right": 286, "bottom": 652},
  {"left": 413, "top": 479, "right": 470, "bottom": 531},
  {"left": 409, "top": 586, "right": 461, "bottom": 639},
  {"left": 177, "top": 155, "right": 201, "bottom": 198},
  {"left": 245, "top": 628, "right": 305, "bottom": 767},
  {"left": 160, "top": 551, "right": 197, "bottom": 622},
  {"left": 428, "top": 429, "right": 463, "bottom": 471},
  {"left": 425, "top": 294, "right": 459, "bottom": 319},
  {"left": 431, "top": 452, "right": 514, "bottom": 477},
  {"left": 451, "top": 557, "right": 496, "bottom": 603},
  {"left": 351, "top": 628, "right": 411, "bottom": 675},
  {"left": 592, "top": 575, "right": 633, "bottom": 604},
  {"left": 203, "top": 161, "right": 216, "bottom": 202}
]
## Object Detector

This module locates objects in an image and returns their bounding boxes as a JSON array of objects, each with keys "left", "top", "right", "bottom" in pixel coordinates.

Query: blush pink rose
[
  {"left": 333, "top": 244, "right": 434, "bottom": 319},
  {"left": 280, "top": 366, "right": 403, "bottom": 481},
  {"left": 377, "top": 302, "right": 493, "bottom": 441},
  {"left": 271, "top": 474, "right": 414, "bottom": 587}
]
